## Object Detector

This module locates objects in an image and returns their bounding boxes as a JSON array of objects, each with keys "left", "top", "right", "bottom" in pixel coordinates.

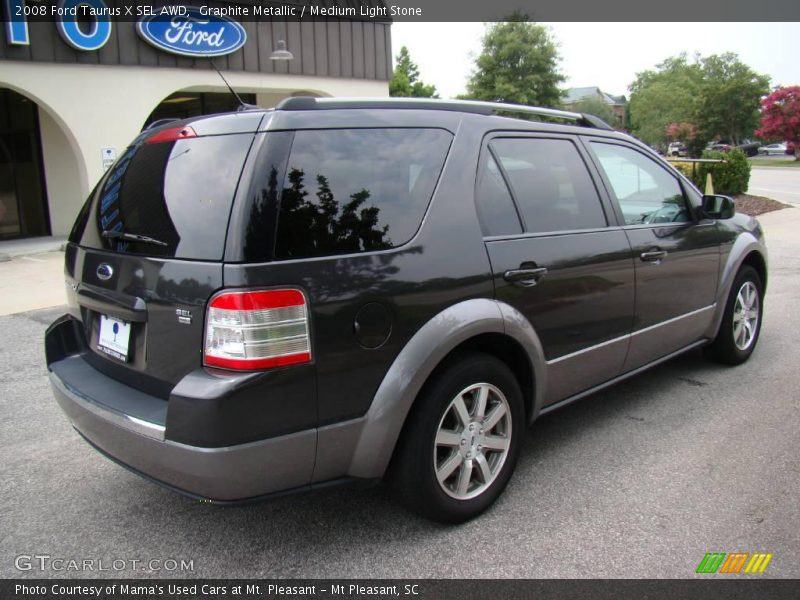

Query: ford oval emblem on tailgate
[{"left": 97, "top": 263, "right": 114, "bottom": 281}]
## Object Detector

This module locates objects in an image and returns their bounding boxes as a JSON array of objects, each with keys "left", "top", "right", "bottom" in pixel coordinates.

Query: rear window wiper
[{"left": 102, "top": 230, "right": 169, "bottom": 247}]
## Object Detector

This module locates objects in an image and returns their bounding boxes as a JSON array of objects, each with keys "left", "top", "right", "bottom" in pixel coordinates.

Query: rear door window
[
  {"left": 475, "top": 154, "right": 523, "bottom": 237},
  {"left": 274, "top": 128, "right": 452, "bottom": 259},
  {"left": 75, "top": 133, "right": 254, "bottom": 260},
  {"left": 491, "top": 138, "right": 608, "bottom": 234}
]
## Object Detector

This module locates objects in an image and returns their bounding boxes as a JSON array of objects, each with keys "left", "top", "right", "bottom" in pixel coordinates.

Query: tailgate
[{"left": 65, "top": 118, "right": 257, "bottom": 392}]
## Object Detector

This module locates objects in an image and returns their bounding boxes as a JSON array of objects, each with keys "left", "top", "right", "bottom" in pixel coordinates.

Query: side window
[
  {"left": 591, "top": 142, "right": 690, "bottom": 225},
  {"left": 274, "top": 128, "right": 452, "bottom": 259},
  {"left": 491, "top": 138, "right": 607, "bottom": 234},
  {"left": 475, "top": 153, "right": 522, "bottom": 236}
]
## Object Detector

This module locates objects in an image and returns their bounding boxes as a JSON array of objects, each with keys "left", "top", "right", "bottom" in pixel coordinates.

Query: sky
[{"left": 391, "top": 22, "right": 799, "bottom": 99}]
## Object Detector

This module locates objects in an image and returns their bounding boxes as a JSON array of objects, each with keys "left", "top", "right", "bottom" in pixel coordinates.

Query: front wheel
[
  {"left": 391, "top": 353, "right": 524, "bottom": 523},
  {"left": 705, "top": 265, "right": 764, "bottom": 365}
]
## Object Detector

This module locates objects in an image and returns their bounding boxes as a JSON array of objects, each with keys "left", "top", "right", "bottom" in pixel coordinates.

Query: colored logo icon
[{"left": 696, "top": 552, "right": 773, "bottom": 574}]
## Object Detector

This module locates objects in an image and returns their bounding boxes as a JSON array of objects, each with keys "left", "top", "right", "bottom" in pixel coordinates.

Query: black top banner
[{"left": 3, "top": 0, "right": 800, "bottom": 22}]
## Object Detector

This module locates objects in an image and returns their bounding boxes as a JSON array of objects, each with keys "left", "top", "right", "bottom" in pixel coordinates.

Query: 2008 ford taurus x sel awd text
[{"left": 46, "top": 97, "right": 767, "bottom": 522}]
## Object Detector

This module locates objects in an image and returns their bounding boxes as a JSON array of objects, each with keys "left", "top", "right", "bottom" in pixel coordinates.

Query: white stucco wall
[
  {"left": 38, "top": 107, "right": 86, "bottom": 237},
  {"left": 1, "top": 60, "right": 388, "bottom": 236}
]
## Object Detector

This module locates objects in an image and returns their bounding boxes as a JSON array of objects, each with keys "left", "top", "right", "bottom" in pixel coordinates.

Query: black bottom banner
[{"left": 3, "top": 579, "right": 800, "bottom": 600}]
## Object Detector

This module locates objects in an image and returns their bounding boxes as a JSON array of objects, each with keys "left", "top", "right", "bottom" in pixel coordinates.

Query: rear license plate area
[{"left": 97, "top": 315, "right": 131, "bottom": 362}]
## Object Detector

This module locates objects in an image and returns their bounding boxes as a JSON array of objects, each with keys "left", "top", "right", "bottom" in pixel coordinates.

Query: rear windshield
[
  {"left": 271, "top": 128, "right": 452, "bottom": 260},
  {"left": 72, "top": 133, "right": 253, "bottom": 260}
]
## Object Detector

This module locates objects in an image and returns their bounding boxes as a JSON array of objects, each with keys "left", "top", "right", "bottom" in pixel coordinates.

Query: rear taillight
[
  {"left": 204, "top": 289, "right": 311, "bottom": 371},
  {"left": 146, "top": 125, "right": 197, "bottom": 144}
]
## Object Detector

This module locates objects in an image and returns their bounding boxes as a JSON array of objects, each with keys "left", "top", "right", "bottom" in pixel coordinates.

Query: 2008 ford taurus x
[{"left": 46, "top": 97, "right": 767, "bottom": 522}]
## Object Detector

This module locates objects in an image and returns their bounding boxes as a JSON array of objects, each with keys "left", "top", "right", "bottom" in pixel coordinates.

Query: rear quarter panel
[{"left": 222, "top": 116, "right": 495, "bottom": 427}]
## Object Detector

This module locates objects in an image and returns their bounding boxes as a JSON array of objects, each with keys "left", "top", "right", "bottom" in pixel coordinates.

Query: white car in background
[
  {"left": 757, "top": 143, "right": 787, "bottom": 155},
  {"left": 667, "top": 142, "right": 688, "bottom": 157}
]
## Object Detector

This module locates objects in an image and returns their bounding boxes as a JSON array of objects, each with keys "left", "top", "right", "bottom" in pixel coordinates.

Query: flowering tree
[
  {"left": 756, "top": 85, "right": 800, "bottom": 160},
  {"left": 665, "top": 122, "right": 697, "bottom": 142},
  {"left": 664, "top": 122, "right": 707, "bottom": 156}
]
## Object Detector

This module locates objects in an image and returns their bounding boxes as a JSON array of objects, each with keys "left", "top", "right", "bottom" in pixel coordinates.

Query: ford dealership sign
[{"left": 136, "top": 8, "right": 246, "bottom": 57}]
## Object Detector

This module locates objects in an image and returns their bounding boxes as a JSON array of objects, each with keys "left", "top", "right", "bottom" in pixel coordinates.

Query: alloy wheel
[
  {"left": 733, "top": 280, "right": 760, "bottom": 351},
  {"left": 433, "top": 383, "right": 512, "bottom": 500}
]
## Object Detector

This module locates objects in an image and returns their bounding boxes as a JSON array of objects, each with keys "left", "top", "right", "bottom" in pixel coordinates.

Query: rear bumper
[
  {"left": 49, "top": 363, "right": 316, "bottom": 501},
  {"left": 46, "top": 312, "right": 318, "bottom": 501}
]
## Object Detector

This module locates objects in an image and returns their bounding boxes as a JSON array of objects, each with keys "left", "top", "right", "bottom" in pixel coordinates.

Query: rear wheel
[
  {"left": 705, "top": 265, "right": 763, "bottom": 365},
  {"left": 391, "top": 353, "right": 524, "bottom": 523}
]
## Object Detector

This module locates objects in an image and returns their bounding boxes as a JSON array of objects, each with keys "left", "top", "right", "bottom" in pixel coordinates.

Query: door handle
[
  {"left": 503, "top": 267, "right": 548, "bottom": 287},
  {"left": 640, "top": 250, "right": 668, "bottom": 262}
]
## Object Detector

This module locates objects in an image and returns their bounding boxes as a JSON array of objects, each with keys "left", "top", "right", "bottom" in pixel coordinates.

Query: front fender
[{"left": 706, "top": 224, "right": 767, "bottom": 340}]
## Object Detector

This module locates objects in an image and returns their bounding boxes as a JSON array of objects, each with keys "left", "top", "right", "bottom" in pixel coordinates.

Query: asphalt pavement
[
  {"left": 748, "top": 165, "right": 800, "bottom": 205},
  {"left": 0, "top": 208, "right": 798, "bottom": 579}
]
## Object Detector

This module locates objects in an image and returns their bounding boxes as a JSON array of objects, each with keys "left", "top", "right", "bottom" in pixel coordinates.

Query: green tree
[
  {"left": 390, "top": 46, "right": 438, "bottom": 98},
  {"left": 628, "top": 55, "right": 704, "bottom": 150},
  {"left": 696, "top": 53, "right": 770, "bottom": 144},
  {"left": 628, "top": 53, "right": 770, "bottom": 154},
  {"left": 570, "top": 95, "right": 619, "bottom": 128},
  {"left": 462, "top": 15, "right": 564, "bottom": 107}
]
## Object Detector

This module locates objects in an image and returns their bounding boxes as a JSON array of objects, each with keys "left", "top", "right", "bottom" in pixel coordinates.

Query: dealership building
[{"left": 0, "top": 2, "right": 391, "bottom": 240}]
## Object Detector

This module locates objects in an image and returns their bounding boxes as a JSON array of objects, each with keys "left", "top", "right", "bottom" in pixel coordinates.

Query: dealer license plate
[{"left": 97, "top": 315, "right": 131, "bottom": 362}]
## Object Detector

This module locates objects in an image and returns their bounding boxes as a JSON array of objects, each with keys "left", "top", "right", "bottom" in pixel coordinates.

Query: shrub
[{"left": 697, "top": 149, "right": 751, "bottom": 195}]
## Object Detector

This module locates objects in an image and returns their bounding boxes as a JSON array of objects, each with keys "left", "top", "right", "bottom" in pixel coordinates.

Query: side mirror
[{"left": 701, "top": 194, "right": 735, "bottom": 220}]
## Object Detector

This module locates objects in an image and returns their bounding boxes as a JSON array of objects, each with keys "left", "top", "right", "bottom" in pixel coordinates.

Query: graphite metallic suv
[{"left": 46, "top": 97, "right": 767, "bottom": 523}]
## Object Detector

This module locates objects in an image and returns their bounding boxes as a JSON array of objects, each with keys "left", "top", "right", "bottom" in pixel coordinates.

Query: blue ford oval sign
[{"left": 137, "top": 7, "right": 246, "bottom": 58}]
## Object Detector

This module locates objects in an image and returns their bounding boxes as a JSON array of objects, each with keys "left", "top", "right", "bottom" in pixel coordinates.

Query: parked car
[
  {"left": 758, "top": 143, "right": 787, "bottom": 156},
  {"left": 786, "top": 142, "right": 796, "bottom": 155},
  {"left": 46, "top": 98, "right": 768, "bottom": 523},
  {"left": 667, "top": 142, "right": 687, "bottom": 157},
  {"left": 708, "top": 140, "right": 758, "bottom": 156},
  {"left": 736, "top": 139, "right": 760, "bottom": 157},
  {"left": 709, "top": 142, "right": 733, "bottom": 152}
]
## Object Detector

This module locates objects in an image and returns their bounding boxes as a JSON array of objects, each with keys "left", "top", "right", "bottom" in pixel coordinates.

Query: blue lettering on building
[
  {"left": 56, "top": 0, "right": 112, "bottom": 51},
  {"left": 4, "top": 0, "right": 30, "bottom": 45},
  {"left": 4, "top": 2, "right": 247, "bottom": 58}
]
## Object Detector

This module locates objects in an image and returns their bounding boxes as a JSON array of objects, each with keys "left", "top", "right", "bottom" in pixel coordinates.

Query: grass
[{"left": 748, "top": 158, "right": 800, "bottom": 168}]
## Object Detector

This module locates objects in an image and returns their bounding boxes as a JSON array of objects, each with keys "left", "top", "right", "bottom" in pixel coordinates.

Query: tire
[
  {"left": 391, "top": 353, "right": 525, "bottom": 523},
  {"left": 704, "top": 265, "right": 764, "bottom": 365}
]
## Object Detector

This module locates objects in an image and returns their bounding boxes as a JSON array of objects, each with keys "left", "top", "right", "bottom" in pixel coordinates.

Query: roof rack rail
[{"left": 275, "top": 96, "right": 614, "bottom": 131}]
